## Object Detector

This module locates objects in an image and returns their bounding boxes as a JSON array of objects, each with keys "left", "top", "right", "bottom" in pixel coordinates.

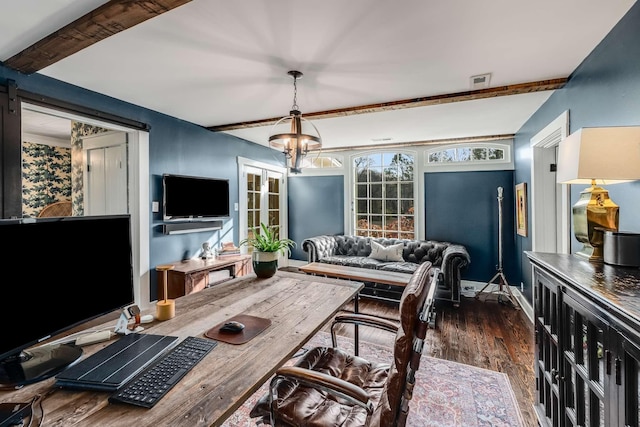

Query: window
[
  {"left": 300, "top": 154, "right": 343, "bottom": 169},
  {"left": 426, "top": 143, "right": 508, "bottom": 165},
  {"left": 353, "top": 152, "right": 414, "bottom": 239}
]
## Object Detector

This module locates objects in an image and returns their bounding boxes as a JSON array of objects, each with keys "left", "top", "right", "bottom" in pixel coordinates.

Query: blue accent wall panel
[
  {"left": 425, "top": 170, "right": 515, "bottom": 284},
  {"left": 513, "top": 2, "right": 640, "bottom": 302},
  {"left": 288, "top": 175, "right": 344, "bottom": 261}
]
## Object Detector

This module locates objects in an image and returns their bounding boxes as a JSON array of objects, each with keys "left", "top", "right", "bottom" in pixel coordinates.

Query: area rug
[{"left": 221, "top": 332, "right": 525, "bottom": 427}]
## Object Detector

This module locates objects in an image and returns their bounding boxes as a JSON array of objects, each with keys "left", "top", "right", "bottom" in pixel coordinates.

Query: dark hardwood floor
[{"left": 327, "top": 295, "right": 537, "bottom": 427}]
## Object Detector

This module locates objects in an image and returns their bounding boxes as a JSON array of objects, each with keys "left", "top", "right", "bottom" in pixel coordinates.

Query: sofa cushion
[
  {"left": 369, "top": 241, "right": 404, "bottom": 262},
  {"left": 378, "top": 262, "right": 420, "bottom": 274}
]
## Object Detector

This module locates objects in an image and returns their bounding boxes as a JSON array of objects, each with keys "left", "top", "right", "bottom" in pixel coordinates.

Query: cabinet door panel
[
  {"left": 534, "top": 268, "right": 563, "bottom": 426},
  {"left": 562, "top": 293, "right": 610, "bottom": 427},
  {"left": 620, "top": 337, "right": 640, "bottom": 427}
]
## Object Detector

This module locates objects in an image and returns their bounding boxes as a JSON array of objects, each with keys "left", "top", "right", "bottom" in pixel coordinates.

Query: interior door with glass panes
[{"left": 243, "top": 166, "right": 287, "bottom": 267}]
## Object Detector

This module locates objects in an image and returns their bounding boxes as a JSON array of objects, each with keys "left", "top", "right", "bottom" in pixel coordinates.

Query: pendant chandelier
[{"left": 269, "top": 70, "right": 322, "bottom": 174}]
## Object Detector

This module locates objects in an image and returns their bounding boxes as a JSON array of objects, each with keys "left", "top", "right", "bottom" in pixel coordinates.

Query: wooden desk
[{"left": 0, "top": 272, "right": 362, "bottom": 427}]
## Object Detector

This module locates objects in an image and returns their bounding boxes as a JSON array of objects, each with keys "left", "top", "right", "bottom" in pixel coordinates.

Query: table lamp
[{"left": 556, "top": 126, "right": 640, "bottom": 261}]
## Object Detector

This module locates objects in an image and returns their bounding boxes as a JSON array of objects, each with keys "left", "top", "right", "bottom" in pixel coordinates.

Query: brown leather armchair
[{"left": 250, "top": 261, "right": 438, "bottom": 426}]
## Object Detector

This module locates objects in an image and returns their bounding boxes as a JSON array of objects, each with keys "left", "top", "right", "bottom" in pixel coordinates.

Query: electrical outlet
[
  {"left": 234, "top": 202, "right": 239, "bottom": 211},
  {"left": 520, "top": 282, "right": 524, "bottom": 292},
  {"left": 152, "top": 201, "right": 159, "bottom": 212}
]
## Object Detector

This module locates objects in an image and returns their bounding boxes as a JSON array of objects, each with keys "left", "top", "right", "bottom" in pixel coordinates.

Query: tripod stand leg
[
  {"left": 475, "top": 271, "right": 501, "bottom": 297},
  {"left": 495, "top": 272, "right": 518, "bottom": 308},
  {"left": 475, "top": 270, "right": 519, "bottom": 309}
]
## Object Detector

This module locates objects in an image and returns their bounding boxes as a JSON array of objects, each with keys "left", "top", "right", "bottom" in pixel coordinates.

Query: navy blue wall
[
  {"left": 286, "top": 169, "right": 515, "bottom": 286},
  {"left": 425, "top": 171, "right": 516, "bottom": 284},
  {"left": 514, "top": 2, "right": 640, "bottom": 300},
  {"left": 288, "top": 175, "right": 344, "bottom": 261},
  {"left": 0, "top": 65, "right": 284, "bottom": 301}
]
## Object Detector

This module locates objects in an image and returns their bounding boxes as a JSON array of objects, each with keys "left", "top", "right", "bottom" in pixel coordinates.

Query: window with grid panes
[
  {"left": 427, "top": 145, "right": 505, "bottom": 164},
  {"left": 353, "top": 152, "right": 414, "bottom": 239}
]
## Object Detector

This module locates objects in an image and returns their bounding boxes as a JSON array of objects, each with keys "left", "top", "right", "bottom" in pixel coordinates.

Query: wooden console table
[{"left": 159, "top": 255, "right": 252, "bottom": 299}]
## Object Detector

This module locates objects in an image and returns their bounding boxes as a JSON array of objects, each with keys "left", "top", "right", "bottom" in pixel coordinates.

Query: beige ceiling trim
[
  {"left": 312, "top": 134, "right": 515, "bottom": 153},
  {"left": 4, "top": 0, "right": 192, "bottom": 74},
  {"left": 208, "top": 78, "right": 567, "bottom": 132}
]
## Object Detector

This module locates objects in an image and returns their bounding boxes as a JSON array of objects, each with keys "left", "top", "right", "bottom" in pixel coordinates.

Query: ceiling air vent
[
  {"left": 470, "top": 73, "right": 491, "bottom": 90},
  {"left": 371, "top": 137, "right": 393, "bottom": 142}
]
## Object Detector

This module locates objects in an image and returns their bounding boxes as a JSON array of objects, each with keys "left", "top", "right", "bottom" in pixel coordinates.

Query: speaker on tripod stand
[{"left": 476, "top": 186, "right": 519, "bottom": 308}]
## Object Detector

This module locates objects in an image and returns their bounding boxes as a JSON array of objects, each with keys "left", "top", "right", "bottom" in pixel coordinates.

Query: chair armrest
[
  {"left": 332, "top": 313, "right": 399, "bottom": 334},
  {"left": 330, "top": 313, "right": 399, "bottom": 353},
  {"left": 302, "top": 235, "right": 338, "bottom": 262},
  {"left": 271, "top": 366, "right": 374, "bottom": 412}
]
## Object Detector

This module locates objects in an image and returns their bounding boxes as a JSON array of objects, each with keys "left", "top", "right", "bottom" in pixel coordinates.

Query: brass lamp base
[{"left": 572, "top": 184, "right": 619, "bottom": 261}]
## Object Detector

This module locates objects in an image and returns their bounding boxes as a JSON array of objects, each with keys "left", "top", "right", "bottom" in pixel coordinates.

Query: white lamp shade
[{"left": 556, "top": 126, "right": 640, "bottom": 184}]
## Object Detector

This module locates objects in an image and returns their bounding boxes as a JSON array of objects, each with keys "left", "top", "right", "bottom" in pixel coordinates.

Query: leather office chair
[{"left": 250, "top": 261, "right": 437, "bottom": 427}]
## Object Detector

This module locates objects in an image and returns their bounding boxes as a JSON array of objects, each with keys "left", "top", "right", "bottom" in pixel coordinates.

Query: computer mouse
[{"left": 219, "top": 321, "right": 245, "bottom": 333}]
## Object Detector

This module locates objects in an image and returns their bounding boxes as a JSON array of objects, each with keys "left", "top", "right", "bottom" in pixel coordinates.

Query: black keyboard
[{"left": 109, "top": 336, "right": 217, "bottom": 408}]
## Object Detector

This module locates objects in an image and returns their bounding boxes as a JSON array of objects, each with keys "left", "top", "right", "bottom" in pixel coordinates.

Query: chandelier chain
[{"left": 291, "top": 75, "right": 299, "bottom": 111}]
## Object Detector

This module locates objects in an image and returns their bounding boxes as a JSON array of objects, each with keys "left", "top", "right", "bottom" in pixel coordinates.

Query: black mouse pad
[{"left": 204, "top": 314, "right": 271, "bottom": 345}]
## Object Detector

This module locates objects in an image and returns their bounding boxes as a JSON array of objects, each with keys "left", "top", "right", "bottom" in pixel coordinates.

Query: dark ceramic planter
[{"left": 252, "top": 251, "right": 279, "bottom": 278}]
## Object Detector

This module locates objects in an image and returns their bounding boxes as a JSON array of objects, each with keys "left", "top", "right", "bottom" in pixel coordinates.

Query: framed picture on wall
[{"left": 516, "top": 182, "right": 527, "bottom": 237}]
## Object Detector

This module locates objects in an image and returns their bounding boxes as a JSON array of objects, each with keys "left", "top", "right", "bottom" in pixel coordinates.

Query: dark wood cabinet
[
  {"left": 158, "top": 255, "right": 252, "bottom": 300},
  {"left": 527, "top": 252, "right": 640, "bottom": 427}
]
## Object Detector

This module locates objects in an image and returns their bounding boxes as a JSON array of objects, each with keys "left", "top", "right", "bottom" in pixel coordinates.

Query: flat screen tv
[
  {"left": 162, "top": 173, "right": 230, "bottom": 221},
  {"left": 0, "top": 215, "right": 135, "bottom": 388}
]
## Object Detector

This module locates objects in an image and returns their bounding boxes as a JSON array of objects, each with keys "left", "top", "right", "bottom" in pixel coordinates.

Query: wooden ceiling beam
[
  {"left": 3, "top": 0, "right": 192, "bottom": 74},
  {"left": 208, "top": 78, "right": 568, "bottom": 132}
]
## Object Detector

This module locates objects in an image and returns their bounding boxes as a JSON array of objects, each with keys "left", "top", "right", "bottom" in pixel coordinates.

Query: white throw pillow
[{"left": 369, "top": 241, "right": 404, "bottom": 262}]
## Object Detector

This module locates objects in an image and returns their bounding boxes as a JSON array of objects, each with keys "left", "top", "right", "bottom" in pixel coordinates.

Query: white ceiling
[{"left": 2, "top": 0, "right": 636, "bottom": 150}]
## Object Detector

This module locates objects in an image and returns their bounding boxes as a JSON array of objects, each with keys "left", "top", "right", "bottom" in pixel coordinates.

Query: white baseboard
[
  {"left": 461, "top": 280, "right": 533, "bottom": 324},
  {"left": 287, "top": 259, "right": 306, "bottom": 268}
]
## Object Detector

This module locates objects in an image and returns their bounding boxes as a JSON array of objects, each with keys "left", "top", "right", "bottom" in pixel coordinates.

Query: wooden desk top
[
  {"left": 0, "top": 272, "right": 362, "bottom": 427},
  {"left": 300, "top": 262, "right": 412, "bottom": 287}
]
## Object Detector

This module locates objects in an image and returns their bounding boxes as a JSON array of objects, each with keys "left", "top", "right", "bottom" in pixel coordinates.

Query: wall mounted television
[
  {"left": 0, "top": 215, "right": 134, "bottom": 388},
  {"left": 162, "top": 173, "right": 230, "bottom": 221}
]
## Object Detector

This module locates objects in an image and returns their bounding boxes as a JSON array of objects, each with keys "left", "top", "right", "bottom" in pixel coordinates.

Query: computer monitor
[{"left": 0, "top": 215, "right": 135, "bottom": 388}]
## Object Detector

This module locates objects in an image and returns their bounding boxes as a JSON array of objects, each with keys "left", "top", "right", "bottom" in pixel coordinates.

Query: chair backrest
[
  {"left": 369, "top": 261, "right": 437, "bottom": 426},
  {"left": 37, "top": 200, "right": 72, "bottom": 217}
]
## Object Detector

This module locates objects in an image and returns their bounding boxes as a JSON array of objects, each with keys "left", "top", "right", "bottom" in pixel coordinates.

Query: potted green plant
[{"left": 239, "top": 222, "right": 296, "bottom": 278}]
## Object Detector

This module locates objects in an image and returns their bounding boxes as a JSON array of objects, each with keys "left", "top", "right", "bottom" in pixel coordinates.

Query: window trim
[
  {"left": 289, "top": 153, "right": 346, "bottom": 177},
  {"left": 424, "top": 141, "right": 514, "bottom": 172},
  {"left": 348, "top": 149, "right": 420, "bottom": 240}
]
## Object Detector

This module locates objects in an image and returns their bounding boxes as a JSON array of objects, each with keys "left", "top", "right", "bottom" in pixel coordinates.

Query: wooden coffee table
[
  {"left": 299, "top": 262, "right": 412, "bottom": 287},
  {"left": 299, "top": 262, "right": 412, "bottom": 304}
]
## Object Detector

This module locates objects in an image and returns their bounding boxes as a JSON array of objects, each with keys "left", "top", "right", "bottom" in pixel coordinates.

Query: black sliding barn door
[{"left": 0, "top": 81, "right": 22, "bottom": 219}]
